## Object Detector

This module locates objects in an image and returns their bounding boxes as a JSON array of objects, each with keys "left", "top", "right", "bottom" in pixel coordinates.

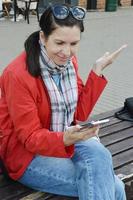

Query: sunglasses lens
[
  {"left": 53, "top": 5, "right": 68, "bottom": 19},
  {"left": 72, "top": 7, "right": 85, "bottom": 20},
  {"left": 52, "top": 5, "right": 86, "bottom": 20}
]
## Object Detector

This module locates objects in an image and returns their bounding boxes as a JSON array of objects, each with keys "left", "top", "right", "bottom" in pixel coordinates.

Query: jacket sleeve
[
  {"left": 2, "top": 70, "right": 74, "bottom": 158},
  {"left": 72, "top": 56, "right": 107, "bottom": 121}
]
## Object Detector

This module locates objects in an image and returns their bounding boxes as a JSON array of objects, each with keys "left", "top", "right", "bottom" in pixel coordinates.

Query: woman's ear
[{"left": 39, "top": 31, "right": 45, "bottom": 46}]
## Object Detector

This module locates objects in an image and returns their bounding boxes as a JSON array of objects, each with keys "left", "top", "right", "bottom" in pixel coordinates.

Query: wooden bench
[{"left": 0, "top": 108, "right": 133, "bottom": 200}]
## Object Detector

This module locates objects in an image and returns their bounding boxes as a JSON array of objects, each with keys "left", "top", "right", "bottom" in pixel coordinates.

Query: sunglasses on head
[{"left": 51, "top": 4, "right": 86, "bottom": 21}]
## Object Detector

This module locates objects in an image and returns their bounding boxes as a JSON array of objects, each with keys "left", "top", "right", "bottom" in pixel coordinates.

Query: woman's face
[{"left": 40, "top": 26, "right": 81, "bottom": 65}]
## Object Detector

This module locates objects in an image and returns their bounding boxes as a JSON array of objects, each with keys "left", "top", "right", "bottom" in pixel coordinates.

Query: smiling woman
[
  {"left": 0, "top": 3, "right": 126, "bottom": 200},
  {"left": 39, "top": 26, "right": 80, "bottom": 65}
]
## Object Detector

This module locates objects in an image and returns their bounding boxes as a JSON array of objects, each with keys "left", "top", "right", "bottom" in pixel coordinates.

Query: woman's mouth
[{"left": 57, "top": 55, "right": 69, "bottom": 62}]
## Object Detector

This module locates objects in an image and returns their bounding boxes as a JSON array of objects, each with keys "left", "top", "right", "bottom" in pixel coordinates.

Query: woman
[{"left": 0, "top": 4, "right": 126, "bottom": 199}]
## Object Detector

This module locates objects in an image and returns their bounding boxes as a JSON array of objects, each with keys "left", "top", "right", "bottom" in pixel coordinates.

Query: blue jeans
[{"left": 19, "top": 138, "right": 126, "bottom": 200}]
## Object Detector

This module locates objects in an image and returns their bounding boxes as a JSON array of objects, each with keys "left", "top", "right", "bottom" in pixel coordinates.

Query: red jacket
[{"left": 0, "top": 52, "right": 107, "bottom": 180}]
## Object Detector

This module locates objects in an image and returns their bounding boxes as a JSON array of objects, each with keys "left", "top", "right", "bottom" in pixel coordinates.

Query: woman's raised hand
[
  {"left": 63, "top": 125, "right": 99, "bottom": 146},
  {"left": 92, "top": 44, "right": 127, "bottom": 76}
]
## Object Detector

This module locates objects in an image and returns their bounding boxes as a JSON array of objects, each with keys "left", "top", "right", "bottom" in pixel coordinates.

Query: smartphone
[{"left": 79, "top": 118, "right": 110, "bottom": 130}]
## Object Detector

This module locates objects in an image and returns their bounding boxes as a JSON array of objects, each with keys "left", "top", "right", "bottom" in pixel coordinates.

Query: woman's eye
[
  {"left": 56, "top": 42, "right": 64, "bottom": 45},
  {"left": 71, "top": 42, "right": 78, "bottom": 46}
]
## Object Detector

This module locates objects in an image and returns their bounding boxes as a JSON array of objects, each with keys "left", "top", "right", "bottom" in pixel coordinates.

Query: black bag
[{"left": 115, "top": 97, "right": 133, "bottom": 122}]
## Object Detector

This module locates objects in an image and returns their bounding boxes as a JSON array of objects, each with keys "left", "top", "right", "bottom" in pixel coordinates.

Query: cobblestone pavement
[{"left": 0, "top": 7, "right": 133, "bottom": 116}]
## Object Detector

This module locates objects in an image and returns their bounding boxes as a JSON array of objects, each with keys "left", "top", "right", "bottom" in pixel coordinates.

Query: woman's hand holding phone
[
  {"left": 63, "top": 119, "right": 109, "bottom": 146},
  {"left": 63, "top": 125, "right": 99, "bottom": 146}
]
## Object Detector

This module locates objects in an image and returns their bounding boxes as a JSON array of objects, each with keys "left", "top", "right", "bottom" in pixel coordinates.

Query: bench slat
[
  {"left": 100, "top": 121, "right": 133, "bottom": 138},
  {"left": 113, "top": 149, "right": 133, "bottom": 170},
  {"left": 115, "top": 163, "right": 133, "bottom": 176},
  {"left": 100, "top": 128, "right": 133, "bottom": 146},
  {"left": 107, "top": 137, "right": 133, "bottom": 153},
  {"left": 19, "top": 191, "right": 49, "bottom": 200}
]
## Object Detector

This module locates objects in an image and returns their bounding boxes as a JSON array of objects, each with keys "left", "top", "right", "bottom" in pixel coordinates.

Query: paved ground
[{"left": 0, "top": 6, "right": 133, "bottom": 116}]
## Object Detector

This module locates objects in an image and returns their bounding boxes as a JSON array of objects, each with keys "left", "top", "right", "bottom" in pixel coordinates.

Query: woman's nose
[{"left": 62, "top": 45, "right": 71, "bottom": 57}]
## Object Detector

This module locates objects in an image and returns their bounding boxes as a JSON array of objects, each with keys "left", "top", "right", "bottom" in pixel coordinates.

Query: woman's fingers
[
  {"left": 93, "top": 44, "right": 127, "bottom": 75},
  {"left": 103, "top": 52, "right": 110, "bottom": 57},
  {"left": 104, "top": 44, "right": 127, "bottom": 67},
  {"left": 110, "top": 44, "right": 127, "bottom": 61},
  {"left": 64, "top": 125, "right": 99, "bottom": 146},
  {"left": 78, "top": 126, "right": 99, "bottom": 140},
  {"left": 104, "top": 44, "right": 127, "bottom": 63}
]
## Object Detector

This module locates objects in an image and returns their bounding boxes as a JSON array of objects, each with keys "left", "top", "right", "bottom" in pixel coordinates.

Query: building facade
[
  {"left": 78, "top": 0, "right": 133, "bottom": 9},
  {"left": 39, "top": 0, "right": 133, "bottom": 12}
]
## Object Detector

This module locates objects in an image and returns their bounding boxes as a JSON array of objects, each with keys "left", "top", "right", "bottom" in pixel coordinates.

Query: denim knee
[{"left": 75, "top": 138, "right": 112, "bottom": 165}]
